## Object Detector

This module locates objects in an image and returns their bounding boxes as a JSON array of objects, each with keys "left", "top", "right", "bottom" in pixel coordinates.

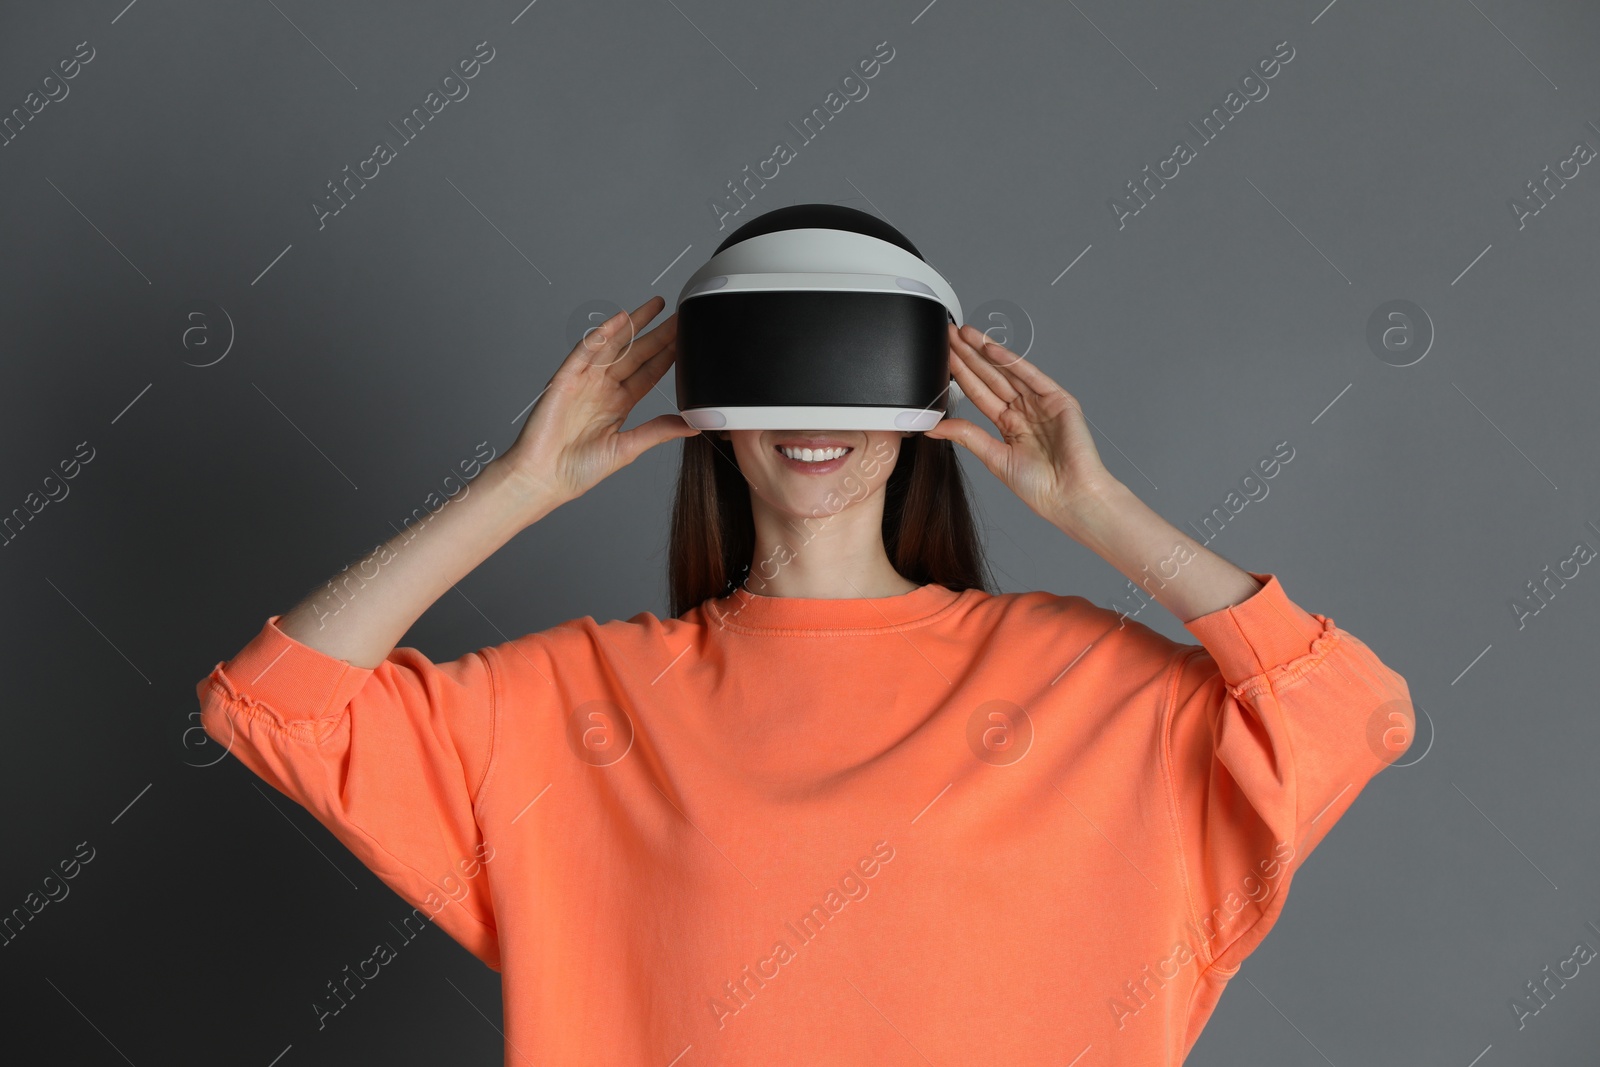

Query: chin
[{"left": 767, "top": 480, "right": 867, "bottom": 522}]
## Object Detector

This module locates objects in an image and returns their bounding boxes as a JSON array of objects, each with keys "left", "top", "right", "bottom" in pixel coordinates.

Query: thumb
[
  {"left": 924, "top": 416, "right": 1007, "bottom": 474},
  {"left": 614, "top": 412, "right": 701, "bottom": 468}
]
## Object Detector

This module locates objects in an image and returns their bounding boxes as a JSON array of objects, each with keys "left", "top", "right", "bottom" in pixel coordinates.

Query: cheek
[
  {"left": 736, "top": 446, "right": 803, "bottom": 508},
  {"left": 719, "top": 437, "right": 759, "bottom": 479},
  {"left": 864, "top": 435, "right": 904, "bottom": 472}
]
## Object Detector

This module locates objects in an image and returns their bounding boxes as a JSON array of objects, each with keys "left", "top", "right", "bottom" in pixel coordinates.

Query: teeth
[{"left": 779, "top": 445, "right": 850, "bottom": 462}]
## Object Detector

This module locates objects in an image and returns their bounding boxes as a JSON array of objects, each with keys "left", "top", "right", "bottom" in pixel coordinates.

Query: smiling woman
[{"left": 197, "top": 209, "right": 1415, "bottom": 1066}]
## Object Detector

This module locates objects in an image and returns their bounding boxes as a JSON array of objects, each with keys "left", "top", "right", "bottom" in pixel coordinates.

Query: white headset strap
[{"left": 679, "top": 228, "right": 961, "bottom": 324}]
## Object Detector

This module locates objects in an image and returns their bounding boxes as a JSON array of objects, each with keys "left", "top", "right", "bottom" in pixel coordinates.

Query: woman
[{"left": 197, "top": 295, "right": 1415, "bottom": 1065}]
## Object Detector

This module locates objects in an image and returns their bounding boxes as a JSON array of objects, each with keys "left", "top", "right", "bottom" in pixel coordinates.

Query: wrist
[
  {"left": 482, "top": 458, "right": 567, "bottom": 528},
  {"left": 1050, "top": 476, "right": 1134, "bottom": 544}
]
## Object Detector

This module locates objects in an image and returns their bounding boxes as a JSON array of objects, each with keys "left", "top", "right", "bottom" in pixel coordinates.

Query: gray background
[{"left": 2, "top": 0, "right": 1596, "bottom": 1063}]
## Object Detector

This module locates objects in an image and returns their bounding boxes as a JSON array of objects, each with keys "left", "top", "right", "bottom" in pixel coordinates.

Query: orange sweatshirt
[{"left": 195, "top": 571, "right": 1413, "bottom": 1065}]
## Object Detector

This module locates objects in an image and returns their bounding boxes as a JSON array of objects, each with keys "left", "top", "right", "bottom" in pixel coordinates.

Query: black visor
[{"left": 673, "top": 205, "right": 964, "bottom": 430}]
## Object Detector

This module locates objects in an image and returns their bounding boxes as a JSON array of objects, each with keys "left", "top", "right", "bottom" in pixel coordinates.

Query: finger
[
  {"left": 574, "top": 296, "right": 665, "bottom": 371},
  {"left": 921, "top": 416, "right": 1009, "bottom": 475},
  {"left": 619, "top": 334, "right": 680, "bottom": 406},
  {"left": 968, "top": 322, "right": 1027, "bottom": 369},
  {"left": 608, "top": 310, "right": 677, "bottom": 380},
  {"left": 614, "top": 411, "right": 700, "bottom": 468},
  {"left": 946, "top": 331, "right": 1011, "bottom": 425},
  {"left": 952, "top": 323, "right": 1020, "bottom": 406},
  {"left": 960, "top": 322, "right": 1077, "bottom": 408},
  {"left": 956, "top": 323, "right": 1021, "bottom": 401},
  {"left": 562, "top": 307, "right": 634, "bottom": 372},
  {"left": 977, "top": 337, "right": 1074, "bottom": 406}
]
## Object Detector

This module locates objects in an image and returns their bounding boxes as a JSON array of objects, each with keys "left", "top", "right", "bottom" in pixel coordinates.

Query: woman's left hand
[{"left": 923, "top": 322, "right": 1119, "bottom": 529}]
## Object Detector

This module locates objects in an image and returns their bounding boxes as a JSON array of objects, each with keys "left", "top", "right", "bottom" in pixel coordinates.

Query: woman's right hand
[{"left": 496, "top": 295, "right": 699, "bottom": 512}]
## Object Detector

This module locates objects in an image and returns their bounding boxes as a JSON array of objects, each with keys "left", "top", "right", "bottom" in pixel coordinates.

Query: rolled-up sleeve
[
  {"left": 1163, "top": 572, "right": 1414, "bottom": 977},
  {"left": 195, "top": 614, "right": 502, "bottom": 971}
]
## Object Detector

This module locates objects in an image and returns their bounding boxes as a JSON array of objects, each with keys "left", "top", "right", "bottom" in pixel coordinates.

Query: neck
[{"left": 744, "top": 497, "right": 920, "bottom": 600}]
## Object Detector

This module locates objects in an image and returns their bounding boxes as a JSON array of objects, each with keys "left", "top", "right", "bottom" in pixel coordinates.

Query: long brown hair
[{"left": 668, "top": 432, "right": 995, "bottom": 617}]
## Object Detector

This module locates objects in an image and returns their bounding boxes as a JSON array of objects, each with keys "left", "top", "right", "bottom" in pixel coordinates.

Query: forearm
[
  {"left": 275, "top": 459, "right": 563, "bottom": 668},
  {"left": 1052, "top": 479, "right": 1263, "bottom": 624}
]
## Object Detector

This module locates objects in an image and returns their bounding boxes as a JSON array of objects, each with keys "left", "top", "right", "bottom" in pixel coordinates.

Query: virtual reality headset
[{"left": 673, "top": 204, "right": 965, "bottom": 431}]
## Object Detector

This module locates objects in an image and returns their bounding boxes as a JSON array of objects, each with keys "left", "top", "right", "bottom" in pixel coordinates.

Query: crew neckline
[{"left": 701, "top": 581, "right": 967, "bottom": 634}]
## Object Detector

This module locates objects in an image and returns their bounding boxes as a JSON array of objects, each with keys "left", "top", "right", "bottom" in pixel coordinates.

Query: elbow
[
  {"left": 186, "top": 683, "right": 240, "bottom": 767},
  {"left": 1364, "top": 670, "right": 1418, "bottom": 767}
]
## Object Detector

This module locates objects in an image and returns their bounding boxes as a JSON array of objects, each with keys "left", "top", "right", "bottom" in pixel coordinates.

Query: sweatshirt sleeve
[
  {"left": 1162, "top": 571, "right": 1414, "bottom": 977},
  {"left": 195, "top": 614, "right": 502, "bottom": 971}
]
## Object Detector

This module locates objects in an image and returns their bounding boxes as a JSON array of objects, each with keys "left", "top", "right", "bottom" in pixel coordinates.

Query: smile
[
  {"left": 773, "top": 443, "right": 854, "bottom": 473},
  {"left": 777, "top": 445, "right": 850, "bottom": 461}
]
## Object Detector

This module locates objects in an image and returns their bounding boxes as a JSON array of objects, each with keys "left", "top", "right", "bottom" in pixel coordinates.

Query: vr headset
[{"left": 673, "top": 204, "right": 964, "bottom": 431}]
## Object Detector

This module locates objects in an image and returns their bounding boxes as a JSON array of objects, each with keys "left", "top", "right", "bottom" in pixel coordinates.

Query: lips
[
  {"left": 772, "top": 437, "right": 855, "bottom": 473},
  {"left": 776, "top": 443, "right": 850, "bottom": 458}
]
